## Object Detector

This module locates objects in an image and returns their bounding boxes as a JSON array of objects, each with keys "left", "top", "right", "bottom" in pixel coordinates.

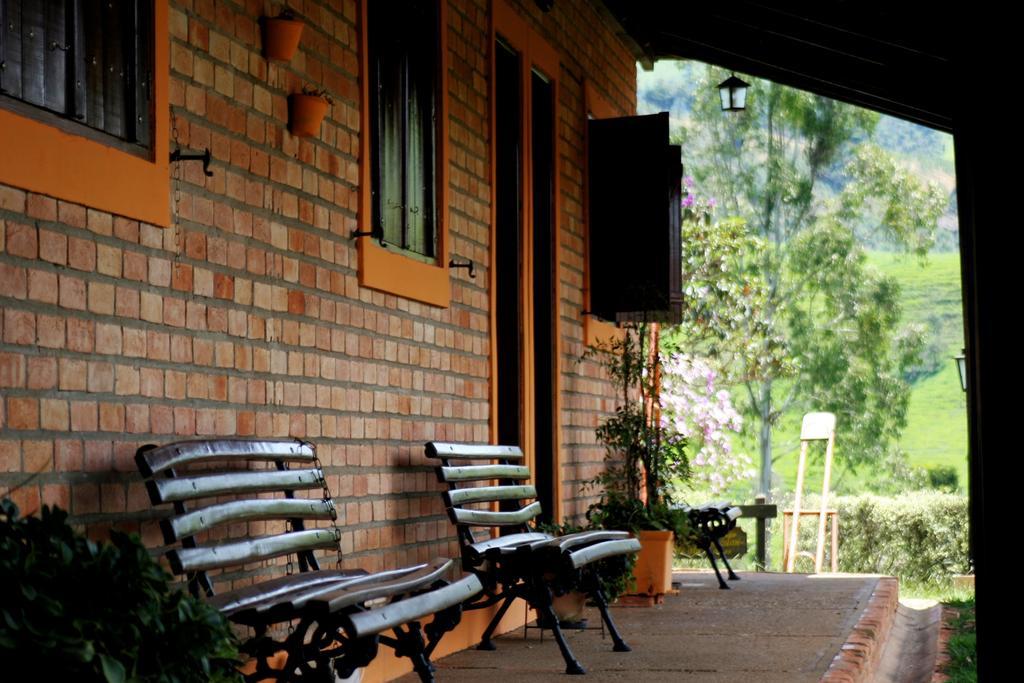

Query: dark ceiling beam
[{"left": 603, "top": 1, "right": 954, "bottom": 131}]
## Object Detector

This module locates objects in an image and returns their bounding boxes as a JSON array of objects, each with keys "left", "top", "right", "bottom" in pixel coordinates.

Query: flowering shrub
[{"left": 661, "top": 353, "right": 754, "bottom": 494}]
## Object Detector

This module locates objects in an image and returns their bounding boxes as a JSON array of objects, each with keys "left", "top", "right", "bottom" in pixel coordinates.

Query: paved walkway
[{"left": 399, "top": 571, "right": 885, "bottom": 682}]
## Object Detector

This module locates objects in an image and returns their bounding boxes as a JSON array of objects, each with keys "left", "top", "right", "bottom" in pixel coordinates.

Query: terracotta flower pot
[
  {"left": 288, "top": 94, "right": 329, "bottom": 137},
  {"left": 630, "top": 529, "right": 674, "bottom": 596},
  {"left": 262, "top": 17, "right": 304, "bottom": 61}
]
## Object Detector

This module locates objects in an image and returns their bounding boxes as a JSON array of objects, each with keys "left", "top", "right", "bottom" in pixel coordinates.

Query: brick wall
[{"left": 0, "top": 0, "right": 635, "bottom": 573}]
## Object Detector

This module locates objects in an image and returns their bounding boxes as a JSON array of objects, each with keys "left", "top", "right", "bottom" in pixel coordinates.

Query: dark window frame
[
  {"left": 367, "top": 0, "right": 440, "bottom": 261},
  {"left": 0, "top": 0, "right": 155, "bottom": 157}
]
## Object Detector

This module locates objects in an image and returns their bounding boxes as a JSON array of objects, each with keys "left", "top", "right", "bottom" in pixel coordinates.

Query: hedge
[{"left": 783, "top": 491, "right": 969, "bottom": 584}]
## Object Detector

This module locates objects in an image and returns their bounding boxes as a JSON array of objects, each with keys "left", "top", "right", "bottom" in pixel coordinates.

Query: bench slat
[
  {"left": 148, "top": 468, "right": 324, "bottom": 504},
  {"left": 465, "top": 532, "right": 552, "bottom": 561},
  {"left": 311, "top": 558, "right": 454, "bottom": 614},
  {"left": 426, "top": 442, "right": 524, "bottom": 460},
  {"left": 437, "top": 464, "right": 531, "bottom": 482},
  {"left": 567, "top": 538, "right": 643, "bottom": 570},
  {"left": 228, "top": 564, "right": 435, "bottom": 619},
  {"left": 137, "top": 438, "right": 315, "bottom": 477},
  {"left": 209, "top": 569, "right": 368, "bottom": 615},
  {"left": 445, "top": 485, "right": 536, "bottom": 507},
  {"left": 168, "top": 528, "right": 339, "bottom": 574},
  {"left": 450, "top": 501, "right": 541, "bottom": 527},
  {"left": 346, "top": 574, "right": 483, "bottom": 639},
  {"left": 166, "top": 497, "right": 336, "bottom": 542}
]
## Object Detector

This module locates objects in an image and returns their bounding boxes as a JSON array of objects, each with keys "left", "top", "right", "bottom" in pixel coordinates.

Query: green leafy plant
[
  {"left": 586, "top": 325, "right": 690, "bottom": 525},
  {"left": 0, "top": 499, "right": 241, "bottom": 682},
  {"left": 300, "top": 84, "right": 333, "bottom": 105}
]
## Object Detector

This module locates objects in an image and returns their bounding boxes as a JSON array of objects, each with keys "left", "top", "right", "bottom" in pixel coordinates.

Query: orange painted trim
[
  {"left": 582, "top": 80, "right": 626, "bottom": 348},
  {"left": 356, "top": 0, "right": 451, "bottom": 308},
  {"left": 487, "top": 3, "right": 499, "bottom": 444},
  {"left": 490, "top": 0, "right": 563, "bottom": 521},
  {"left": 0, "top": 1, "right": 170, "bottom": 227}
]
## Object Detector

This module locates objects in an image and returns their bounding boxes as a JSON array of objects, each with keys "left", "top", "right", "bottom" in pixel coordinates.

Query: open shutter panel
[
  {"left": 41, "top": 0, "right": 66, "bottom": 113},
  {"left": 1, "top": 1, "right": 22, "bottom": 97},
  {"left": 100, "top": 0, "right": 124, "bottom": 140},
  {"left": 587, "top": 112, "right": 682, "bottom": 322},
  {"left": 131, "top": 0, "right": 151, "bottom": 147}
]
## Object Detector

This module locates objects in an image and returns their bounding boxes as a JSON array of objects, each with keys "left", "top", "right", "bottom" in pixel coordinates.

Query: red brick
[
  {"left": 59, "top": 358, "right": 87, "bottom": 391},
  {"left": 27, "top": 269, "right": 58, "bottom": 304},
  {"left": 6, "top": 222, "right": 37, "bottom": 258},
  {"left": 86, "top": 209, "right": 113, "bottom": 236},
  {"left": 0, "top": 352, "right": 24, "bottom": 387},
  {"left": 123, "top": 251, "right": 148, "bottom": 282},
  {"left": 70, "top": 401, "right": 98, "bottom": 431},
  {"left": 87, "top": 361, "right": 114, "bottom": 393},
  {"left": 96, "top": 244, "right": 122, "bottom": 277},
  {"left": 95, "top": 323, "right": 122, "bottom": 354},
  {"left": 68, "top": 236, "right": 97, "bottom": 271},
  {"left": 8, "top": 397, "right": 39, "bottom": 429},
  {"left": 0, "top": 185, "right": 27, "bottom": 212},
  {"left": 0, "top": 441, "right": 19, "bottom": 472},
  {"left": 38, "top": 229, "right": 67, "bottom": 265},
  {"left": 99, "top": 403, "right": 125, "bottom": 432},
  {"left": 88, "top": 282, "right": 115, "bottom": 315},
  {"left": 0, "top": 263, "right": 26, "bottom": 298},
  {"left": 3, "top": 309, "right": 34, "bottom": 345},
  {"left": 150, "top": 404, "right": 174, "bottom": 433},
  {"left": 54, "top": 439, "right": 83, "bottom": 470},
  {"left": 26, "top": 357, "right": 57, "bottom": 390},
  {"left": 66, "top": 318, "right": 95, "bottom": 352},
  {"left": 36, "top": 314, "right": 65, "bottom": 349},
  {"left": 26, "top": 193, "right": 57, "bottom": 221},
  {"left": 58, "top": 201, "right": 87, "bottom": 228},
  {"left": 59, "top": 275, "right": 87, "bottom": 310},
  {"left": 40, "top": 399, "right": 69, "bottom": 430}
]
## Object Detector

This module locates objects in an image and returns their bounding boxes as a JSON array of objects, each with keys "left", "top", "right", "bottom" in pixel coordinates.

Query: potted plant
[
  {"left": 261, "top": 9, "right": 304, "bottom": 62},
  {"left": 585, "top": 323, "right": 691, "bottom": 597},
  {"left": 288, "top": 85, "right": 332, "bottom": 138},
  {"left": 0, "top": 499, "right": 241, "bottom": 681}
]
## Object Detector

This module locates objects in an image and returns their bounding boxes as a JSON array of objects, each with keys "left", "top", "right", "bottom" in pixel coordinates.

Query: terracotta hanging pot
[
  {"left": 288, "top": 94, "right": 329, "bottom": 138},
  {"left": 262, "top": 16, "right": 304, "bottom": 61}
]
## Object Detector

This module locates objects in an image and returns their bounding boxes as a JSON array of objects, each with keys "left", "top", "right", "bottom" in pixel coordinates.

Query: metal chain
[
  {"left": 312, "top": 447, "right": 344, "bottom": 570},
  {"left": 170, "top": 110, "right": 183, "bottom": 257}
]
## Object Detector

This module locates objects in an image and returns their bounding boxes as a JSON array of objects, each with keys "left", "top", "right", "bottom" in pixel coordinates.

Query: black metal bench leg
[
  {"left": 389, "top": 622, "right": 435, "bottom": 683},
  {"left": 712, "top": 538, "right": 740, "bottom": 581},
  {"left": 703, "top": 545, "right": 730, "bottom": 589},
  {"left": 590, "top": 586, "right": 631, "bottom": 652},
  {"left": 535, "top": 585, "right": 586, "bottom": 675},
  {"left": 477, "top": 593, "right": 516, "bottom": 650}
]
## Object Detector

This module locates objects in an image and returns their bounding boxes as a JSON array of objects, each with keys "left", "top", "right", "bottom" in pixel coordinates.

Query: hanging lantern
[{"left": 718, "top": 74, "right": 750, "bottom": 111}]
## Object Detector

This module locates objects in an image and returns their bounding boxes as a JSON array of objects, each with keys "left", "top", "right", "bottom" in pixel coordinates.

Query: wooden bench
[
  {"left": 679, "top": 502, "right": 743, "bottom": 589},
  {"left": 136, "top": 438, "right": 482, "bottom": 682},
  {"left": 426, "top": 442, "right": 642, "bottom": 675}
]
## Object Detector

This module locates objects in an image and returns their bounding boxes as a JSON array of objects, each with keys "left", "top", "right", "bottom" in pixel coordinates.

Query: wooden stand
[
  {"left": 784, "top": 412, "right": 838, "bottom": 573},
  {"left": 782, "top": 509, "right": 839, "bottom": 572}
]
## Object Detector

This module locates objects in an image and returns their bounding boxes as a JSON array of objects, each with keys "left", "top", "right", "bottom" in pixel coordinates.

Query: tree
[{"left": 675, "top": 65, "right": 946, "bottom": 496}]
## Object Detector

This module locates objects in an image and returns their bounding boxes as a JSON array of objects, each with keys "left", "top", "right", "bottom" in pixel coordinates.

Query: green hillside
[{"left": 759, "top": 251, "right": 968, "bottom": 496}]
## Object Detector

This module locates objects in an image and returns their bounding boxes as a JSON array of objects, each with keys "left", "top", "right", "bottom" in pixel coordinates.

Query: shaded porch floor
[{"left": 400, "top": 571, "right": 889, "bottom": 682}]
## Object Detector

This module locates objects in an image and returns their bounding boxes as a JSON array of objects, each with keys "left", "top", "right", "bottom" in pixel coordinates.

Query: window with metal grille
[
  {"left": 368, "top": 0, "right": 438, "bottom": 259},
  {"left": 0, "top": 0, "right": 154, "bottom": 153}
]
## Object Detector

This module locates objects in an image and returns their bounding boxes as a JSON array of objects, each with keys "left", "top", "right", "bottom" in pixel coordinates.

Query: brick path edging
[{"left": 820, "top": 577, "right": 900, "bottom": 683}]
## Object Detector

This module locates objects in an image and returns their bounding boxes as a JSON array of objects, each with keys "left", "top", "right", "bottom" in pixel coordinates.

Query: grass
[
  {"left": 940, "top": 595, "right": 977, "bottom": 682},
  {"left": 730, "top": 249, "right": 969, "bottom": 497}
]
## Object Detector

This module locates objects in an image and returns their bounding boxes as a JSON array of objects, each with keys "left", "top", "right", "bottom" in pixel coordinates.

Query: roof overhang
[{"left": 602, "top": 1, "right": 957, "bottom": 132}]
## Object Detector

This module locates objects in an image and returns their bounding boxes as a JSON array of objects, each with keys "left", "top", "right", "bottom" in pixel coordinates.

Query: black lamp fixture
[
  {"left": 718, "top": 74, "right": 750, "bottom": 111},
  {"left": 954, "top": 349, "right": 967, "bottom": 392}
]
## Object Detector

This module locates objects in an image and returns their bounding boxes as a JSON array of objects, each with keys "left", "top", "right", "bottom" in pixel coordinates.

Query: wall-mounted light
[
  {"left": 718, "top": 74, "right": 750, "bottom": 111},
  {"left": 954, "top": 349, "right": 967, "bottom": 391}
]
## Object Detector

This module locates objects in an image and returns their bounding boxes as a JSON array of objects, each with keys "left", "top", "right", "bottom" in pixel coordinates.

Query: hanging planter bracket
[{"left": 170, "top": 148, "right": 213, "bottom": 177}]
